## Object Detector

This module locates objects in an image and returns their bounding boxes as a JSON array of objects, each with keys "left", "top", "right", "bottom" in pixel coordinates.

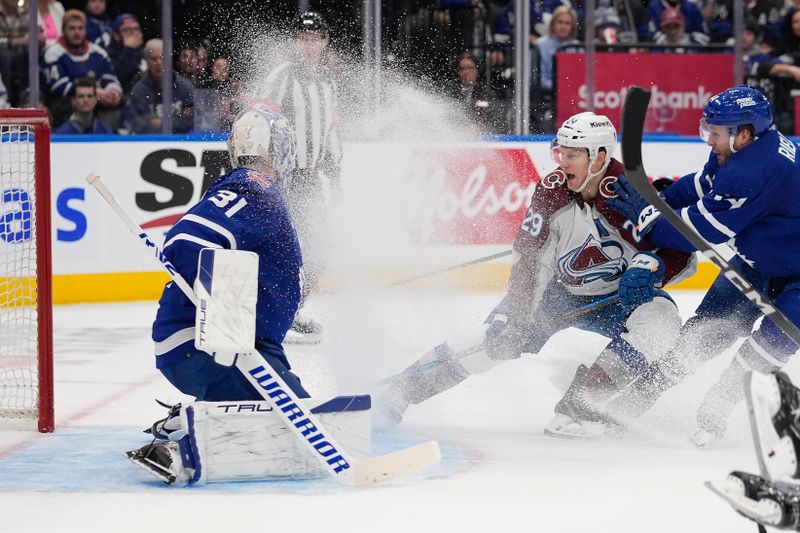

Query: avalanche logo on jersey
[{"left": 558, "top": 235, "right": 626, "bottom": 286}]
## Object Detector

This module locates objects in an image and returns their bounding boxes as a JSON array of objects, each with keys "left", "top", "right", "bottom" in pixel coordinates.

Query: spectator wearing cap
[
  {"left": 123, "top": 38, "right": 194, "bottom": 133},
  {"left": 107, "top": 13, "right": 145, "bottom": 94},
  {"left": 654, "top": 7, "right": 705, "bottom": 49},
  {"left": 645, "top": 0, "right": 708, "bottom": 44},
  {"left": 41, "top": 9, "right": 122, "bottom": 127},
  {"left": 84, "top": 0, "right": 111, "bottom": 48},
  {"left": 54, "top": 76, "right": 113, "bottom": 134}
]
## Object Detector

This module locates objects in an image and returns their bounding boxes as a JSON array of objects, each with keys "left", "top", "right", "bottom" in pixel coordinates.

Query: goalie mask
[
  {"left": 700, "top": 85, "right": 773, "bottom": 153},
  {"left": 227, "top": 105, "right": 296, "bottom": 183},
  {"left": 551, "top": 112, "right": 617, "bottom": 193}
]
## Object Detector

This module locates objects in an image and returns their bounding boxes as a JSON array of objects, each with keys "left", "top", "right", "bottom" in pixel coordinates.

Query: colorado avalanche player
[
  {"left": 607, "top": 86, "right": 800, "bottom": 446},
  {"left": 377, "top": 112, "right": 696, "bottom": 438}
]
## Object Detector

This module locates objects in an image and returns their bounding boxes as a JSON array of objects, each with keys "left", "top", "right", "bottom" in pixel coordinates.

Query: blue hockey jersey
[
  {"left": 650, "top": 129, "right": 800, "bottom": 277},
  {"left": 41, "top": 38, "right": 121, "bottom": 98},
  {"left": 152, "top": 167, "right": 303, "bottom": 368}
]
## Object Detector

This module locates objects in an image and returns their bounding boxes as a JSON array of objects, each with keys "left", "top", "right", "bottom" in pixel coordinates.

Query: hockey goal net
[{"left": 0, "top": 109, "right": 53, "bottom": 432}]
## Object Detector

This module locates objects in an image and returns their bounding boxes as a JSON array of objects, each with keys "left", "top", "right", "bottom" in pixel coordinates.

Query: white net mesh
[{"left": 0, "top": 124, "right": 39, "bottom": 421}]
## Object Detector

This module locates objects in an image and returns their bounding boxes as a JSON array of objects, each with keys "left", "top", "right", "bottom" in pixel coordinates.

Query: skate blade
[
  {"left": 746, "top": 372, "right": 798, "bottom": 481},
  {"left": 124, "top": 449, "right": 176, "bottom": 484},
  {"left": 705, "top": 478, "right": 783, "bottom": 526},
  {"left": 544, "top": 415, "right": 608, "bottom": 440}
]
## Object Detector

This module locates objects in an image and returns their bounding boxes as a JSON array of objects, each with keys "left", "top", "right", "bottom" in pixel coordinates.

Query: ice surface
[{"left": 0, "top": 290, "right": 779, "bottom": 532}]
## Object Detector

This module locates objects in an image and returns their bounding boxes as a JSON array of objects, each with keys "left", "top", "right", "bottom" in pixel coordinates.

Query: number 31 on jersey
[{"left": 209, "top": 190, "right": 248, "bottom": 218}]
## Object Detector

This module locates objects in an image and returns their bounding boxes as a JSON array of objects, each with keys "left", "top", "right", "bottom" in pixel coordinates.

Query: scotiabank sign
[
  {"left": 556, "top": 53, "right": 732, "bottom": 134},
  {"left": 403, "top": 147, "right": 539, "bottom": 244}
]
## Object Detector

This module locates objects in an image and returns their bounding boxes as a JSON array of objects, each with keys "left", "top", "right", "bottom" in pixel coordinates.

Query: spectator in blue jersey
[
  {"left": 124, "top": 38, "right": 194, "bottom": 134},
  {"left": 41, "top": 9, "right": 122, "bottom": 128},
  {"left": 106, "top": 13, "right": 145, "bottom": 95},
  {"left": 645, "top": 0, "right": 709, "bottom": 44},
  {"left": 608, "top": 86, "right": 800, "bottom": 447},
  {"left": 54, "top": 77, "right": 113, "bottom": 134},
  {"left": 84, "top": 0, "right": 110, "bottom": 48}
]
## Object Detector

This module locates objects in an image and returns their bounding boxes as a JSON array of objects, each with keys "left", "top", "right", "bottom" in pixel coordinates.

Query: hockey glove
[
  {"left": 618, "top": 252, "right": 665, "bottom": 312},
  {"left": 608, "top": 174, "right": 661, "bottom": 239},
  {"left": 484, "top": 313, "right": 527, "bottom": 360}
]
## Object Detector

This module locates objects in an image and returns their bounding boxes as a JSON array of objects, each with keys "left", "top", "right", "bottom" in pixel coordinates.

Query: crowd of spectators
[
  {"left": 0, "top": 0, "right": 233, "bottom": 134},
  {"left": 3, "top": 1, "right": 800, "bottom": 135}
]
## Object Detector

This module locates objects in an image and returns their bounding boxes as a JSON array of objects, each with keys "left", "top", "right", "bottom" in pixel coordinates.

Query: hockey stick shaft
[
  {"left": 621, "top": 87, "right": 800, "bottom": 347},
  {"left": 85, "top": 172, "right": 197, "bottom": 306},
  {"left": 378, "top": 293, "right": 620, "bottom": 385},
  {"left": 383, "top": 250, "right": 512, "bottom": 288},
  {"left": 86, "top": 173, "right": 440, "bottom": 486}
]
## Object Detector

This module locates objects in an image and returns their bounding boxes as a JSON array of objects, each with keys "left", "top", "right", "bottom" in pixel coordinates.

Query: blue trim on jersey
[
  {"left": 310, "top": 395, "right": 372, "bottom": 414},
  {"left": 197, "top": 249, "right": 214, "bottom": 294}
]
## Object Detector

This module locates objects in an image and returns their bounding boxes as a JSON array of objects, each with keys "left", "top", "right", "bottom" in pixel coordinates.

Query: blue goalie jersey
[
  {"left": 650, "top": 129, "right": 800, "bottom": 277},
  {"left": 152, "top": 167, "right": 303, "bottom": 368}
]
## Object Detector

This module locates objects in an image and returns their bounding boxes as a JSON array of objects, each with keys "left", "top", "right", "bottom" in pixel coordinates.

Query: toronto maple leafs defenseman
[
  {"left": 607, "top": 86, "right": 800, "bottom": 446},
  {"left": 376, "top": 112, "right": 696, "bottom": 438}
]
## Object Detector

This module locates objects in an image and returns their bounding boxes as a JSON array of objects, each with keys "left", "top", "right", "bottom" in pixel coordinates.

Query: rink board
[{"left": 9, "top": 135, "right": 720, "bottom": 303}]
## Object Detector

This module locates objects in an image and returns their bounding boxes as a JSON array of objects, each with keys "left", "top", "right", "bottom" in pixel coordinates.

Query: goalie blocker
[{"left": 127, "top": 395, "right": 372, "bottom": 484}]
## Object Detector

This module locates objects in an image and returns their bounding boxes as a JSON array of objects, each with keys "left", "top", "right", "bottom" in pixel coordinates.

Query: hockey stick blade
[
  {"left": 350, "top": 440, "right": 442, "bottom": 486},
  {"left": 621, "top": 86, "right": 800, "bottom": 347}
]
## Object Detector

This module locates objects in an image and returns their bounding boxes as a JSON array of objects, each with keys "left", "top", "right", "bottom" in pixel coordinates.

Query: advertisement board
[
  {"left": 555, "top": 53, "right": 733, "bottom": 134},
  {"left": 0, "top": 137, "right": 714, "bottom": 302}
]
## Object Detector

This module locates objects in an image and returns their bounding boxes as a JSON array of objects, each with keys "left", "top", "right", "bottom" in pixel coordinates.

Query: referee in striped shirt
[{"left": 262, "top": 12, "right": 342, "bottom": 344}]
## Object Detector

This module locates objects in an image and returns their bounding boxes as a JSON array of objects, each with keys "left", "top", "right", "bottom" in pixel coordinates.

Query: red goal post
[{"left": 0, "top": 108, "right": 53, "bottom": 433}]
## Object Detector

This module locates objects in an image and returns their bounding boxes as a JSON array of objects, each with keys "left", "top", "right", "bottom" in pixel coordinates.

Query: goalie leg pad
[{"left": 181, "top": 396, "right": 371, "bottom": 484}]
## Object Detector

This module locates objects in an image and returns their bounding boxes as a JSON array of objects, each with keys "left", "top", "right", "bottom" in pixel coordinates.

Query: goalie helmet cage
[{"left": 0, "top": 109, "right": 54, "bottom": 433}]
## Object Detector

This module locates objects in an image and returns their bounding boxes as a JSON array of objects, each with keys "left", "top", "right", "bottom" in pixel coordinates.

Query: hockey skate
[
  {"left": 747, "top": 371, "right": 800, "bottom": 482},
  {"left": 692, "top": 360, "right": 747, "bottom": 448},
  {"left": 706, "top": 471, "right": 800, "bottom": 530},
  {"left": 284, "top": 312, "right": 322, "bottom": 345},
  {"left": 373, "top": 384, "right": 411, "bottom": 430},
  {"left": 544, "top": 365, "right": 610, "bottom": 440},
  {"left": 125, "top": 441, "right": 191, "bottom": 485},
  {"left": 143, "top": 400, "right": 183, "bottom": 440}
]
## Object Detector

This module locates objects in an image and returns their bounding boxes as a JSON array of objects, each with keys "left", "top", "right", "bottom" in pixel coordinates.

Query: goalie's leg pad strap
[{"left": 181, "top": 397, "right": 371, "bottom": 483}]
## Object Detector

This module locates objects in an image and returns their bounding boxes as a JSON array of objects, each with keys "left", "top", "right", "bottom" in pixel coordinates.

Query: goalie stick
[
  {"left": 620, "top": 86, "right": 800, "bottom": 348},
  {"left": 86, "top": 173, "right": 441, "bottom": 486}
]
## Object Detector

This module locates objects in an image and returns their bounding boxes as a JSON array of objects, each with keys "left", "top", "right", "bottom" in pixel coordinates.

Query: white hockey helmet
[
  {"left": 551, "top": 112, "right": 617, "bottom": 192},
  {"left": 227, "top": 104, "right": 296, "bottom": 183}
]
